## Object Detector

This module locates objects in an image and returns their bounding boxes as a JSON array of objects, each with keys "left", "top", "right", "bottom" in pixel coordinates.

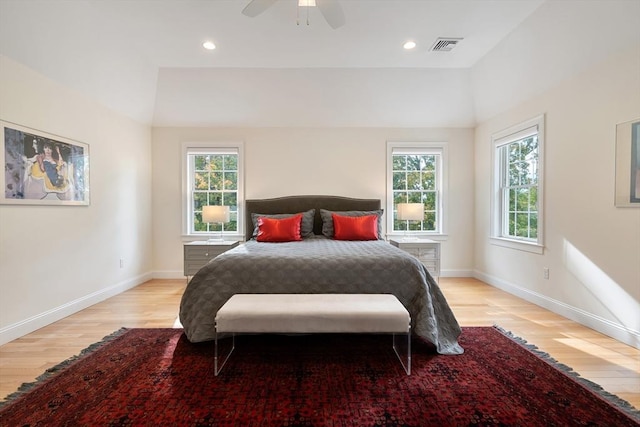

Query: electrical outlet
[
  {"left": 543, "top": 267, "right": 549, "bottom": 280},
  {"left": 119, "top": 258, "right": 124, "bottom": 269}
]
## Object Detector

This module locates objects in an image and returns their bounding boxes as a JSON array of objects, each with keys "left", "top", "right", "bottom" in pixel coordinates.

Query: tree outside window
[
  {"left": 387, "top": 142, "right": 446, "bottom": 236},
  {"left": 191, "top": 153, "right": 238, "bottom": 234},
  {"left": 392, "top": 154, "right": 438, "bottom": 232},
  {"left": 502, "top": 136, "right": 538, "bottom": 240}
]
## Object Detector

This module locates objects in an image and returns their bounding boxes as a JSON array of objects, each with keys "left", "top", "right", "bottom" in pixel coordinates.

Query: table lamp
[
  {"left": 397, "top": 203, "right": 423, "bottom": 241},
  {"left": 202, "top": 205, "right": 230, "bottom": 242}
]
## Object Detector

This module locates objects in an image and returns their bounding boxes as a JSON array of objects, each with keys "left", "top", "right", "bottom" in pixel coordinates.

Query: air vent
[{"left": 430, "top": 37, "right": 463, "bottom": 52}]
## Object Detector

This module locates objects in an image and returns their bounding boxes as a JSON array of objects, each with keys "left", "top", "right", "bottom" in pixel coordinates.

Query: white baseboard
[
  {"left": 0, "top": 272, "right": 153, "bottom": 346},
  {"left": 441, "top": 269, "right": 473, "bottom": 278},
  {"left": 153, "top": 270, "right": 185, "bottom": 280},
  {"left": 474, "top": 270, "right": 640, "bottom": 349}
]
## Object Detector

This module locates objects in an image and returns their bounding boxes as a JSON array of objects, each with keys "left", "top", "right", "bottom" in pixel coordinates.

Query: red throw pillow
[
  {"left": 257, "top": 214, "right": 303, "bottom": 242},
  {"left": 332, "top": 214, "right": 378, "bottom": 241}
]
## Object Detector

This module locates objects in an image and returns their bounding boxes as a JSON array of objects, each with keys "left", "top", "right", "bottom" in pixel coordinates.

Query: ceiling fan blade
[
  {"left": 316, "top": 0, "right": 345, "bottom": 29},
  {"left": 242, "top": 0, "right": 278, "bottom": 17}
]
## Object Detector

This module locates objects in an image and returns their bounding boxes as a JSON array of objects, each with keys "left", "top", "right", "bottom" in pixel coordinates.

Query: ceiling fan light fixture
[{"left": 243, "top": 0, "right": 344, "bottom": 29}]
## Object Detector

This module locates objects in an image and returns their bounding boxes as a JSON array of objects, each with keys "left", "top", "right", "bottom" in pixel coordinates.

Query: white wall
[
  {"left": 151, "top": 127, "right": 475, "bottom": 277},
  {"left": 0, "top": 56, "right": 153, "bottom": 344},
  {"left": 472, "top": 0, "right": 640, "bottom": 123},
  {"left": 473, "top": 46, "right": 640, "bottom": 347}
]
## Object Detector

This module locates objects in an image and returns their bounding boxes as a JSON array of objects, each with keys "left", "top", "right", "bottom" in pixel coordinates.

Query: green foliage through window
[
  {"left": 501, "top": 136, "right": 538, "bottom": 240},
  {"left": 190, "top": 153, "right": 238, "bottom": 233},
  {"left": 392, "top": 154, "right": 438, "bottom": 232}
]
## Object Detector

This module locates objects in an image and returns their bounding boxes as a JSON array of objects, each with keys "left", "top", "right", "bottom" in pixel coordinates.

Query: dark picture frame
[
  {"left": 630, "top": 121, "right": 640, "bottom": 204},
  {"left": 615, "top": 118, "right": 640, "bottom": 207}
]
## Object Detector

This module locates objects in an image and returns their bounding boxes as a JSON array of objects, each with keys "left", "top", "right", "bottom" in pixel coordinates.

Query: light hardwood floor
[{"left": 1, "top": 278, "right": 638, "bottom": 408}]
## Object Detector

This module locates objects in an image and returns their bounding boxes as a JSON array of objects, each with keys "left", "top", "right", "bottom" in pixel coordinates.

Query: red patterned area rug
[{"left": 1, "top": 326, "right": 638, "bottom": 426}]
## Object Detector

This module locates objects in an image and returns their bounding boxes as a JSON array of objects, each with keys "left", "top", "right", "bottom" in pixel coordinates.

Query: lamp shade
[
  {"left": 397, "top": 203, "right": 423, "bottom": 221},
  {"left": 202, "top": 205, "right": 230, "bottom": 223}
]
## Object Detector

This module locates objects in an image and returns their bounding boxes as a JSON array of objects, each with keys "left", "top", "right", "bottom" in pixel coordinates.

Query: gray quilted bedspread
[{"left": 179, "top": 237, "right": 464, "bottom": 355}]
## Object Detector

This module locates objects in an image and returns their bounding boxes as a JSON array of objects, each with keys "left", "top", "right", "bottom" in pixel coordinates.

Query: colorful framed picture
[{"left": 1, "top": 120, "right": 90, "bottom": 206}]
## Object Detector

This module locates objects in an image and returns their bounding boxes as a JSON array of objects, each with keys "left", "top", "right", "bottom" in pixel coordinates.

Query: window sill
[
  {"left": 182, "top": 234, "right": 244, "bottom": 243},
  {"left": 490, "top": 237, "right": 544, "bottom": 254},
  {"left": 387, "top": 233, "right": 448, "bottom": 241}
]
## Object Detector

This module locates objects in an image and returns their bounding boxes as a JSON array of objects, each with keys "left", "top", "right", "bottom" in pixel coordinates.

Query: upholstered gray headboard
[{"left": 245, "top": 195, "right": 381, "bottom": 240}]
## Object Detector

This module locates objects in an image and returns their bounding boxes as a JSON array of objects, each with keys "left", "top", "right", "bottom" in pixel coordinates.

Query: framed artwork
[
  {"left": 615, "top": 118, "right": 640, "bottom": 207},
  {"left": 1, "top": 120, "right": 90, "bottom": 206}
]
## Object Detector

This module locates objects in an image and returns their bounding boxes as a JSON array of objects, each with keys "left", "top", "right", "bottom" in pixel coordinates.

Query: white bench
[{"left": 214, "top": 293, "right": 411, "bottom": 375}]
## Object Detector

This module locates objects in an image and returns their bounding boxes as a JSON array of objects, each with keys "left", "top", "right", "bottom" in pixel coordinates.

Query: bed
[{"left": 179, "top": 195, "right": 463, "bottom": 355}]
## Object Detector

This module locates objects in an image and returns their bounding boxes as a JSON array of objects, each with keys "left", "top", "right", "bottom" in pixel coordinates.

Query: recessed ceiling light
[
  {"left": 403, "top": 41, "right": 417, "bottom": 50},
  {"left": 202, "top": 41, "right": 216, "bottom": 50}
]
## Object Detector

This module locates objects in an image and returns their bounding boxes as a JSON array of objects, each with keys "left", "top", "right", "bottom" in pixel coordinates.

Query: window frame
[
  {"left": 490, "top": 115, "right": 545, "bottom": 254},
  {"left": 386, "top": 141, "right": 448, "bottom": 239},
  {"left": 182, "top": 141, "right": 244, "bottom": 240}
]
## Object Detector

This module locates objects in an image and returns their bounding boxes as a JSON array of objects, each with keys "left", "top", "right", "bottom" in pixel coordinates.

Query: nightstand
[
  {"left": 389, "top": 239, "right": 441, "bottom": 281},
  {"left": 184, "top": 240, "right": 239, "bottom": 280}
]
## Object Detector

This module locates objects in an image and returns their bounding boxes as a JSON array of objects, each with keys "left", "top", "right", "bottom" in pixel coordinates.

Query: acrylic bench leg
[
  {"left": 214, "top": 332, "right": 235, "bottom": 376},
  {"left": 392, "top": 328, "right": 411, "bottom": 375}
]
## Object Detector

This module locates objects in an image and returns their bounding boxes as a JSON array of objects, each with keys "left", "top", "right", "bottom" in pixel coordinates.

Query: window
[
  {"left": 386, "top": 142, "right": 447, "bottom": 236},
  {"left": 491, "top": 115, "right": 544, "bottom": 253},
  {"left": 183, "top": 143, "right": 244, "bottom": 238}
]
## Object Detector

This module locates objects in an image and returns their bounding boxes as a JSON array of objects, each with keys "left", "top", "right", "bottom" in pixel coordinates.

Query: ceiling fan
[{"left": 242, "top": 0, "right": 345, "bottom": 29}]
